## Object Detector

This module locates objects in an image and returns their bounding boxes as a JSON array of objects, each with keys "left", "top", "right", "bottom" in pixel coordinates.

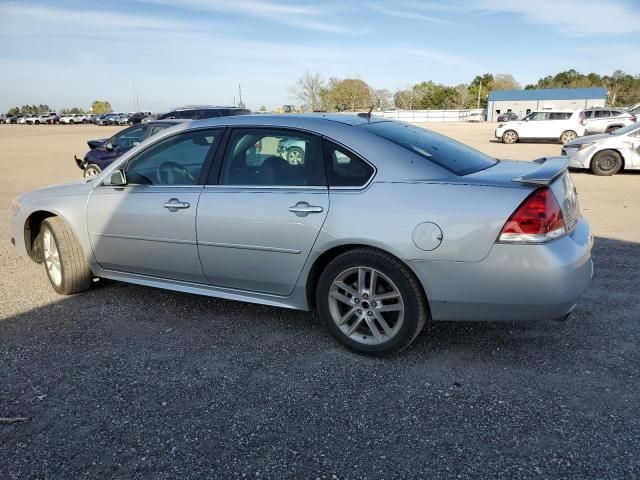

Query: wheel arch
[
  {"left": 304, "top": 243, "right": 430, "bottom": 312},
  {"left": 24, "top": 210, "right": 57, "bottom": 262}
]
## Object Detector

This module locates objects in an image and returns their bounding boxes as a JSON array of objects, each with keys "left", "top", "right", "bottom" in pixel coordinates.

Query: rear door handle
[
  {"left": 163, "top": 198, "right": 191, "bottom": 212},
  {"left": 288, "top": 202, "right": 324, "bottom": 217}
]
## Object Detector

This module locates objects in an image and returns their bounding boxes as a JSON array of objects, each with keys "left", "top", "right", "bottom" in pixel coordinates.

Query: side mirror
[
  {"left": 109, "top": 169, "right": 127, "bottom": 186},
  {"left": 105, "top": 142, "right": 114, "bottom": 151}
]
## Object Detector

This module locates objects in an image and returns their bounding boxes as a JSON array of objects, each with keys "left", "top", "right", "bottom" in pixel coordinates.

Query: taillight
[
  {"left": 578, "top": 111, "right": 585, "bottom": 126},
  {"left": 498, "top": 188, "right": 566, "bottom": 243}
]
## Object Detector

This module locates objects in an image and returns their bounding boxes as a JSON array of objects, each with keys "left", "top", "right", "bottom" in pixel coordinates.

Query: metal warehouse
[{"left": 487, "top": 87, "right": 608, "bottom": 121}]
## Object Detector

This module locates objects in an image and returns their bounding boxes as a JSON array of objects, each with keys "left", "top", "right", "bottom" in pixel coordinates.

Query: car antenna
[{"left": 357, "top": 105, "right": 374, "bottom": 119}]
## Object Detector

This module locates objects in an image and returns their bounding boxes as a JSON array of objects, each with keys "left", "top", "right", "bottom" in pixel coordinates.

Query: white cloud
[
  {"left": 135, "top": 0, "right": 369, "bottom": 34},
  {"left": 365, "top": 2, "right": 452, "bottom": 24},
  {"left": 403, "top": 0, "right": 640, "bottom": 36}
]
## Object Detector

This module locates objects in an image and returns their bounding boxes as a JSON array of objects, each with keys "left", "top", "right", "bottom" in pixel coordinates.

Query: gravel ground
[{"left": 1, "top": 124, "right": 639, "bottom": 479}]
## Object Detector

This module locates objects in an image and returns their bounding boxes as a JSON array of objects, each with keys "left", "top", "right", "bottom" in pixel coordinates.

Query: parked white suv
[
  {"left": 495, "top": 110, "right": 586, "bottom": 145},
  {"left": 60, "top": 114, "right": 86, "bottom": 124}
]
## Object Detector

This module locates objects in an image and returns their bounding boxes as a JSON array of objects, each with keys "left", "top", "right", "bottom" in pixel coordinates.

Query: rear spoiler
[{"left": 512, "top": 157, "right": 568, "bottom": 186}]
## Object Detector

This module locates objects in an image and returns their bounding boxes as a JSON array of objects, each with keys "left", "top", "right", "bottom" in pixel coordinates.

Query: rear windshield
[{"left": 361, "top": 121, "right": 497, "bottom": 175}]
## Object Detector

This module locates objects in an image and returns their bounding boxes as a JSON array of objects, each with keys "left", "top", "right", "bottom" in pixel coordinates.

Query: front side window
[
  {"left": 112, "top": 125, "right": 146, "bottom": 148},
  {"left": 124, "top": 129, "right": 220, "bottom": 185},
  {"left": 150, "top": 124, "right": 170, "bottom": 136},
  {"left": 595, "top": 110, "right": 611, "bottom": 118},
  {"left": 220, "top": 128, "right": 325, "bottom": 187},
  {"left": 526, "top": 112, "right": 549, "bottom": 121},
  {"left": 323, "top": 140, "right": 374, "bottom": 187}
]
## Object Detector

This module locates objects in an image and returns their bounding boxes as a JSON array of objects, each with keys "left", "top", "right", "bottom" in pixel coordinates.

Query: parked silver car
[
  {"left": 9, "top": 115, "right": 593, "bottom": 355},
  {"left": 562, "top": 121, "right": 640, "bottom": 175},
  {"left": 583, "top": 108, "right": 636, "bottom": 135}
]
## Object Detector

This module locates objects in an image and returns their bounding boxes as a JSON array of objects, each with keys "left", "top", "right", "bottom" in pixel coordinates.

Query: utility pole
[
  {"left": 131, "top": 79, "right": 136, "bottom": 112},
  {"left": 477, "top": 79, "right": 482, "bottom": 109},
  {"left": 238, "top": 84, "right": 243, "bottom": 108}
]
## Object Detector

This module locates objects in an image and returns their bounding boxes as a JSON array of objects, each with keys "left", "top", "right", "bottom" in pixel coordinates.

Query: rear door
[{"left": 196, "top": 127, "right": 328, "bottom": 295}]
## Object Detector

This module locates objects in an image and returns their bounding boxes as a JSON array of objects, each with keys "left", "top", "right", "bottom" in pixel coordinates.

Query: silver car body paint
[
  {"left": 562, "top": 123, "right": 640, "bottom": 171},
  {"left": 9, "top": 115, "right": 593, "bottom": 321}
]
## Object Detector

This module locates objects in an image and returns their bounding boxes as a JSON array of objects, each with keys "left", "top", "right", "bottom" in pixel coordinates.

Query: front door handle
[
  {"left": 163, "top": 198, "right": 190, "bottom": 212},
  {"left": 288, "top": 202, "right": 324, "bottom": 217}
]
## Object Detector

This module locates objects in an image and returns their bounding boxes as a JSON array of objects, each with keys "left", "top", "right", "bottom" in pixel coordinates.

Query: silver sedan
[
  {"left": 562, "top": 122, "right": 640, "bottom": 175},
  {"left": 9, "top": 115, "right": 593, "bottom": 355}
]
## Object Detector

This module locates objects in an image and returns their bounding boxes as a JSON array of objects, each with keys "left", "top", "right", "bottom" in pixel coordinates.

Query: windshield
[
  {"left": 612, "top": 122, "right": 640, "bottom": 136},
  {"left": 361, "top": 121, "right": 497, "bottom": 175}
]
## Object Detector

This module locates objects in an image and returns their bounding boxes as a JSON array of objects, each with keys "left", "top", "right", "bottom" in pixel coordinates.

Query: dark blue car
[{"left": 74, "top": 120, "right": 184, "bottom": 178}]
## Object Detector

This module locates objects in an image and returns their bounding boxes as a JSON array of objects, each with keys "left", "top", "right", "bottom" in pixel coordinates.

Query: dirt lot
[{"left": 1, "top": 123, "right": 639, "bottom": 479}]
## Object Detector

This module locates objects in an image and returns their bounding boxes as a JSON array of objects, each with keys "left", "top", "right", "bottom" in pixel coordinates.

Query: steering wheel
[{"left": 156, "top": 161, "right": 195, "bottom": 184}]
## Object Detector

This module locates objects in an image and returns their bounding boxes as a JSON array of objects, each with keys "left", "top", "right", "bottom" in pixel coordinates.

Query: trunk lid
[{"left": 462, "top": 157, "right": 581, "bottom": 231}]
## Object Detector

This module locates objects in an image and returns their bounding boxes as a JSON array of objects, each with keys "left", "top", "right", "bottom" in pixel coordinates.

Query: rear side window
[
  {"left": 594, "top": 110, "right": 611, "bottom": 118},
  {"left": 361, "top": 121, "right": 497, "bottom": 176},
  {"left": 323, "top": 140, "right": 374, "bottom": 187},
  {"left": 549, "top": 112, "right": 571, "bottom": 120}
]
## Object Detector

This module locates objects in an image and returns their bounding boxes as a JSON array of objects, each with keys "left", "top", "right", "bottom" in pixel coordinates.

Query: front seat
[{"left": 260, "top": 156, "right": 291, "bottom": 185}]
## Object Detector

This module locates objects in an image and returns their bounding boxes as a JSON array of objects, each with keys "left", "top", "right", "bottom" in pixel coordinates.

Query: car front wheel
[
  {"left": 502, "top": 130, "right": 518, "bottom": 144},
  {"left": 41, "top": 217, "right": 93, "bottom": 295},
  {"left": 591, "top": 150, "right": 623, "bottom": 176},
  {"left": 317, "top": 248, "right": 428, "bottom": 356}
]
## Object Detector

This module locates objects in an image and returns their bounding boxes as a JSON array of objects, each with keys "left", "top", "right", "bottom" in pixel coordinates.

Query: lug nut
[
  {"left": 371, "top": 301, "right": 377, "bottom": 307},
  {"left": 367, "top": 311, "right": 373, "bottom": 316},
  {"left": 357, "top": 309, "right": 362, "bottom": 315},
  {"left": 363, "top": 293, "right": 369, "bottom": 299},
  {"left": 354, "top": 298, "right": 360, "bottom": 303}
]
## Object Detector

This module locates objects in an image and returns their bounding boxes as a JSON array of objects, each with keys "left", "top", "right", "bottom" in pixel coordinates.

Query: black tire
[
  {"left": 591, "top": 149, "right": 623, "bottom": 176},
  {"left": 605, "top": 125, "right": 621, "bottom": 134},
  {"left": 559, "top": 130, "right": 577, "bottom": 144},
  {"left": 34, "top": 120, "right": 40, "bottom": 125},
  {"left": 41, "top": 217, "right": 92, "bottom": 295},
  {"left": 316, "top": 248, "right": 429, "bottom": 356},
  {"left": 502, "top": 130, "right": 518, "bottom": 144}
]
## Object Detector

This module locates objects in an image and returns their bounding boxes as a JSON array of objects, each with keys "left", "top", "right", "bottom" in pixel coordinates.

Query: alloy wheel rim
[
  {"left": 84, "top": 168, "right": 99, "bottom": 178},
  {"left": 505, "top": 132, "right": 516, "bottom": 142},
  {"left": 328, "top": 267, "right": 404, "bottom": 345},
  {"left": 562, "top": 132, "right": 576, "bottom": 143},
  {"left": 288, "top": 149, "right": 303, "bottom": 164},
  {"left": 43, "top": 230, "right": 62, "bottom": 286}
]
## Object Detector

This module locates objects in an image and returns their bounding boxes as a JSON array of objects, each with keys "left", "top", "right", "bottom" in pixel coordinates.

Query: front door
[
  {"left": 87, "top": 128, "right": 222, "bottom": 283},
  {"left": 197, "top": 128, "right": 328, "bottom": 295}
]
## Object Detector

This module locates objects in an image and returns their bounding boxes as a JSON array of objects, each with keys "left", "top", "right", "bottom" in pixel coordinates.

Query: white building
[{"left": 487, "top": 87, "right": 608, "bottom": 121}]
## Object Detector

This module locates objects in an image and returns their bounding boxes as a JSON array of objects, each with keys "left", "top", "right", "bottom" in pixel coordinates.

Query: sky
[{"left": 1, "top": 0, "right": 639, "bottom": 113}]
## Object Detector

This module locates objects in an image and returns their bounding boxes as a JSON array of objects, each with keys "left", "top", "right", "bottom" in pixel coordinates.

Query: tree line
[
  {"left": 290, "top": 70, "right": 640, "bottom": 112},
  {"left": 5, "top": 100, "right": 113, "bottom": 116}
]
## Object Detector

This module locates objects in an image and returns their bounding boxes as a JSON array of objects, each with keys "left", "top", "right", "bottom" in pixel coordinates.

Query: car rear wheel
[
  {"left": 605, "top": 126, "right": 621, "bottom": 134},
  {"left": 83, "top": 164, "right": 102, "bottom": 178},
  {"left": 41, "top": 217, "right": 93, "bottom": 295},
  {"left": 591, "top": 150, "right": 623, "bottom": 176},
  {"left": 559, "top": 130, "right": 577, "bottom": 144},
  {"left": 317, "top": 248, "right": 428, "bottom": 356},
  {"left": 502, "top": 130, "right": 518, "bottom": 144}
]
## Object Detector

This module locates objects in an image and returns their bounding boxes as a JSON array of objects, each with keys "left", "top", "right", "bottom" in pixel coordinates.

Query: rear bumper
[{"left": 410, "top": 217, "right": 593, "bottom": 321}]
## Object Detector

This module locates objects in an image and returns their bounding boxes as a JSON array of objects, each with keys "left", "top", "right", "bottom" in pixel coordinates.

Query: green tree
[
  {"left": 7, "top": 106, "right": 20, "bottom": 116},
  {"left": 91, "top": 100, "right": 113, "bottom": 114},
  {"left": 322, "top": 78, "right": 372, "bottom": 112}
]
